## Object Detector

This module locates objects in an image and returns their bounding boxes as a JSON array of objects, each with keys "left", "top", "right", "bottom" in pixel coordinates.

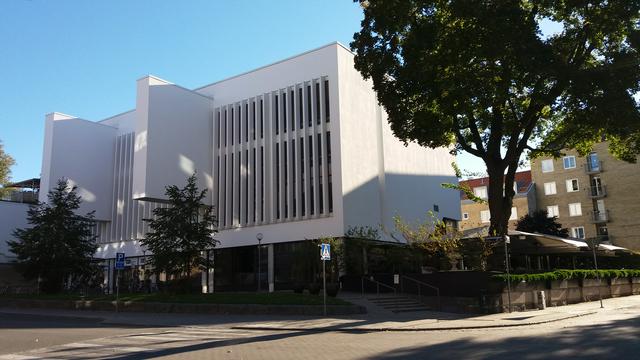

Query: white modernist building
[{"left": 39, "top": 42, "right": 460, "bottom": 292}]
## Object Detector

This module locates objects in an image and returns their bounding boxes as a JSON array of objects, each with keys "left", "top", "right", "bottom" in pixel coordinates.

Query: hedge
[{"left": 493, "top": 269, "right": 640, "bottom": 283}]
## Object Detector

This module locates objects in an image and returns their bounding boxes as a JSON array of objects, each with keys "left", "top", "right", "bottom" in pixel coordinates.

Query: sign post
[
  {"left": 115, "top": 253, "right": 125, "bottom": 313},
  {"left": 320, "top": 243, "right": 331, "bottom": 316}
]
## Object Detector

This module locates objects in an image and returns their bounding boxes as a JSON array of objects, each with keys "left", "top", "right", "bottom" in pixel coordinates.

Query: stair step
[
  {"left": 368, "top": 299, "right": 421, "bottom": 304},
  {"left": 392, "top": 307, "right": 435, "bottom": 313}
]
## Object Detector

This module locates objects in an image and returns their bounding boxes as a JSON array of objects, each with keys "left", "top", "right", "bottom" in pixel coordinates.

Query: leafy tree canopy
[
  {"left": 141, "top": 173, "right": 218, "bottom": 280},
  {"left": 0, "top": 140, "right": 16, "bottom": 197},
  {"left": 516, "top": 209, "right": 569, "bottom": 237},
  {"left": 351, "top": 0, "right": 640, "bottom": 236},
  {"left": 9, "top": 179, "right": 97, "bottom": 293}
]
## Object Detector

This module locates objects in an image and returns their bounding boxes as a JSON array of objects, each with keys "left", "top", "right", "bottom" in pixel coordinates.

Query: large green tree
[
  {"left": 0, "top": 140, "right": 16, "bottom": 198},
  {"left": 9, "top": 179, "right": 97, "bottom": 293},
  {"left": 351, "top": 0, "right": 640, "bottom": 237},
  {"left": 516, "top": 209, "right": 569, "bottom": 237},
  {"left": 142, "top": 174, "right": 218, "bottom": 283}
]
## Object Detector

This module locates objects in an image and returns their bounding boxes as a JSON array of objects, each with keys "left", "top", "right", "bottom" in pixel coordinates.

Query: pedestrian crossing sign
[{"left": 320, "top": 243, "right": 331, "bottom": 261}]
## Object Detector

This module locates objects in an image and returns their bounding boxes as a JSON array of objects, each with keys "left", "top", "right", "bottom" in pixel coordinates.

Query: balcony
[
  {"left": 585, "top": 160, "right": 603, "bottom": 174},
  {"left": 590, "top": 210, "right": 610, "bottom": 223},
  {"left": 588, "top": 185, "right": 607, "bottom": 198}
]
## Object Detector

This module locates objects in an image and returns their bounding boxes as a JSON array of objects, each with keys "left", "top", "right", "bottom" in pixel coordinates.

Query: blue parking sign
[
  {"left": 115, "top": 253, "right": 125, "bottom": 270},
  {"left": 320, "top": 244, "right": 330, "bottom": 261}
]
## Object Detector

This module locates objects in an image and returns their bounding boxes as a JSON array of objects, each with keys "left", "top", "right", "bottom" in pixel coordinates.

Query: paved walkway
[{"left": 1, "top": 294, "right": 638, "bottom": 332}]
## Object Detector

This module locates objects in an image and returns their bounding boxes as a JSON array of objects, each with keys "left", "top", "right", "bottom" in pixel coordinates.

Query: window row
[
  {"left": 541, "top": 153, "right": 601, "bottom": 173},
  {"left": 215, "top": 78, "right": 330, "bottom": 148},
  {"left": 472, "top": 183, "right": 519, "bottom": 200},
  {"left": 479, "top": 207, "right": 518, "bottom": 223},
  {"left": 546, "top": 203, "right": 582, "bottom": 218},
  {"left": 543, "top": 179, "right": 580, "bottom": 195}
]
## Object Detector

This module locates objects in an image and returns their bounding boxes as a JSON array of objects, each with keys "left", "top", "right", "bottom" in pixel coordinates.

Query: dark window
[
  {"left": 252, "top": 148, "right": 256, "bottom": 223},
  {"left": 309, "top": 135, "right": 314, "bottom": 215},
  {"left": 224, "top": 109, "right": 228, "bottom": 147},
  {"left": 315, "top": 82, "right": 320, "bottom": 125},
  {"left": 324, "top": 80, "right": 330, "bottom": 122},
  {"left": 260, "top": 146, "right": 264, "bottom": 222},
  {"left": 237, "top": 106, "right": 241, "bottom": 144},
  {"left": 284, "top": 141, "right": 288, "bottom": 218},
  {"left": 300, "top": 137, "right": 305, "bottom": 217},
  {"left": 245, "top": 104, "right": 248, "bottom": 142},
  {"left": 237, "top": 151, "right": 241, "bottom": 223},
  {"left": 282, "top": 92, "right": 287, "bottom": 133},
  {"left": 290, "top": 90, "right": 295, "bottom": 131},
  {"left": 260, "top": 99, "right": 264, "bottom": 139},
  {"left": 231, "top": 108, "right": 234, "bottom": 145},
  {"left": 275, "top": 143, "right": 280, "bottom": 219},
  {"left": 306, "top": 85, "right": 312, "bottom": 127},
  {"left": 274, "top": 95, "right": 279, "bottom": 135},
  {"left": 230, "top": 153, "right": 234, "bottom": 226},
  {"left": 252, "top": 101, "right": 256, "bottom": 140},
  {"left": 223, "top": 154, "right": 227, "bottom": 226},
  {"left": 216, "top": 155, "right": 220, "bottom": 220},
  {"left": 327, "top": 132, "right": 333, "bottom": 213},
  {"left": 292, "top": 138, "right": 296, "bottom": 218},
  {"left": 245, "top": 149, "right": 248, "bottom": 224},
  {"left": 433, "top": 204, "right": 439, "bottom": 212},
  {"left": 298, "top": 88, "right": 303, "bottom": 129},
  {"left": 216, "top": 111, "right": 221, "bottom": 148},
  {"left": 317, "top": 133, "right": 323, "bottom": 214}
]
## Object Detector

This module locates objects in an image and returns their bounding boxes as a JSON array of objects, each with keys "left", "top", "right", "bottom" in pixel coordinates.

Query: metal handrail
[
  {"left": 401, "top": 275, "right": 441, "bottom": 311},
  {"left": 361, "top": 276, "right": 396, "bottom": 298}
]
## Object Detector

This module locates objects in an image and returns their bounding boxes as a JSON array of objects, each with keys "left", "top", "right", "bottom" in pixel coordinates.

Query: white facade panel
[
  {"left": 0, "top": 202, "right": 30, "bottom": 263},
  {"left": 39, "top": 113, "right": 117, "bottom": 220}
]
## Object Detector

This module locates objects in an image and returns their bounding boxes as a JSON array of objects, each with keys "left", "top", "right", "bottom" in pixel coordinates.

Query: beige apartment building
[
  {"left": 530, "top": 142, "right": 640, "bottom": 251},
  {"left": 458, "top": 171, "right": 536, "bottom": 233}
]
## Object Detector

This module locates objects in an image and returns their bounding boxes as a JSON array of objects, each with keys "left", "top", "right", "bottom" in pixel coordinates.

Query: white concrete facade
[{"left": 38, "top": 42, "right": 460, "bottom": 262}]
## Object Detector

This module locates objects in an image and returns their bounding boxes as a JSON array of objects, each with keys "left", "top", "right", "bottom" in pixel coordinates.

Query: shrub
[{"left": 493, "top": 269, "right": 640, "bottom": 283}]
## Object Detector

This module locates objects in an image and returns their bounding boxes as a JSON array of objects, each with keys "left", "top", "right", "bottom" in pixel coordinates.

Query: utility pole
[{"left": 590, "top": 238, "right": 604, "bottom": 309}]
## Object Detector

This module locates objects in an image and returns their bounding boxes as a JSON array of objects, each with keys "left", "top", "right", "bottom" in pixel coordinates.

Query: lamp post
[
  {"left": 256, "top": 233, "right": 263, "bottom": 292},
  {"left": 504, "top": 235, "right": 512, "bottom": 313},
  {"left": 589, "top": 237, "right": 604, "bottom": 309}
]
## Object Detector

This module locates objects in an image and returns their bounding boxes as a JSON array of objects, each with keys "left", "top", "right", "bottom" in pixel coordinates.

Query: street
[{"left": 1, "top": 303, "right": 640, "bottom": 359}]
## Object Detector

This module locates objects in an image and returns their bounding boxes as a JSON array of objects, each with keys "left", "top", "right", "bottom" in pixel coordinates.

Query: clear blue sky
[{"left": 1, "top": 0, "right": 520, "bottom": 182}]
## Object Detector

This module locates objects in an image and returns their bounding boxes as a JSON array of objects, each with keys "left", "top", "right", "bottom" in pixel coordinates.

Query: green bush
[{"left": 493, "top": 269, "right": 640, "bottom": 283}]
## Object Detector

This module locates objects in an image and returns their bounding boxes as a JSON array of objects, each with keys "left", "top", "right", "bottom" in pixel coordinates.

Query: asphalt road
[{"left": 1, "top": 305, "right": 640, "bottom": 359}]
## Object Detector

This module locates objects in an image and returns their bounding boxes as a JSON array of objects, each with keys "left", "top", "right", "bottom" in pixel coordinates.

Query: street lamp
[
  {"left": 588, "top": 237, "right": 604, "bottom": 309},
  {"left": 504, "top": 235, "right": 512, "bottom": 313},
  {"left": 256, "top": 233, "right": 263, "bottom": 292}
]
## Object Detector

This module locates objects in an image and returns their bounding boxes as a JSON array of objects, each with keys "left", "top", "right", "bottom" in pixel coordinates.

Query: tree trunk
[{"left": 486, "top": 163, "right": 517, "bottom": 237}]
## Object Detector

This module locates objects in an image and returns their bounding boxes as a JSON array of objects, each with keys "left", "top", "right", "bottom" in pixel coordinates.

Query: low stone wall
[
  {"left": 0, "top": 299, "right": 366, "bottom": 316},
  {"left": 494, "top": 276, "right": 640, "bottom": 312}
]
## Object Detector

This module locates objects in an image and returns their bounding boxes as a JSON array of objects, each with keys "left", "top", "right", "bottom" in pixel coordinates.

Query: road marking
[{"left": 0, "top": 327, "right": 271, "bottom": 359}]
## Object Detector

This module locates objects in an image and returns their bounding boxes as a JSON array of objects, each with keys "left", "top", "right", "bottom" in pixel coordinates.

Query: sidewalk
[{"left": 1, "top": 294, "right": 638, "bottom": 332}]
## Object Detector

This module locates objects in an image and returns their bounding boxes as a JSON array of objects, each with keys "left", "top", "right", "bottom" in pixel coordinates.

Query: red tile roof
[{"left": 458, "top": 171, "right": 532, "bottom": 199}]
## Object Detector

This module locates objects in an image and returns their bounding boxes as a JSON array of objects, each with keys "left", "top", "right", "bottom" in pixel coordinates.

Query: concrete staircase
[{"left": 367, "top": 295, "right": 433, "bottom": 313}]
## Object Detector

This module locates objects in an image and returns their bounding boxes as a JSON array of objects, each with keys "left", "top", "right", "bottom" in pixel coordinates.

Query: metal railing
[
  {"left": 589, "top": 185, "right": 606, "bottom": 198},
  {"left": 401, "top": 275, "right": 441, "bottom": 311},
  {"left": 590, "top": 210, "right": 610, "bottom": 223},
  {"left": 585, "top": 160, "right": 603, "bottom": 174},
  {"left": 361, "top": 276, "right": 396, "bottom": 298}
]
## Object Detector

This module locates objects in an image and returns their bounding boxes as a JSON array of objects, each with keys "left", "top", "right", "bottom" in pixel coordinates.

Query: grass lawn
[{"left": 2, "top": 292, "right": 350, "bottom": 306}]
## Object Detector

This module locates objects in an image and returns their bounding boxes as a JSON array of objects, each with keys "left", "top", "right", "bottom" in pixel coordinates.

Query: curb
[{"left": 230, "top": 311, "right": 600, "bottom": 333}]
